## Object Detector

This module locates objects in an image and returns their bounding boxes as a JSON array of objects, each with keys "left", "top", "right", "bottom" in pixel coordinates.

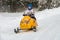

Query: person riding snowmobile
[
  {"left": 14, "top": 3, "right": 38, "bottom": 33},
  {"left": 23, "top": 3, "right": 36, "bottom": 20}
]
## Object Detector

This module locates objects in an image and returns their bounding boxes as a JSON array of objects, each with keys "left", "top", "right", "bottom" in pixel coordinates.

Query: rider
[{"left": 23, "top": 3, "right": 36, "bottom": 20}]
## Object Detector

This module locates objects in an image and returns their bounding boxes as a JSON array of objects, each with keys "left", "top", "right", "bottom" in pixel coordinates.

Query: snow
[{"left": 0, "top": 7, "right": 60, "bottom": 40}]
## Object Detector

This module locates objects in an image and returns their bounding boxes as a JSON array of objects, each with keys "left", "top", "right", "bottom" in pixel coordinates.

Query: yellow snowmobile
[{"left": 14, "top": 14, "right": 37, "bottom": 33}]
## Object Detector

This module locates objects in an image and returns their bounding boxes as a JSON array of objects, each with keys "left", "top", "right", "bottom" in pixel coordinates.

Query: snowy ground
[{"left": 0, "top": 7, "right": 60, "bottom": 40}]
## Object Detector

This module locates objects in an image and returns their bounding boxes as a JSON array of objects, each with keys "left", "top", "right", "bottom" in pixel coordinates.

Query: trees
[{"left": 0, "top": 0, "right": 60, "bottom": 12}]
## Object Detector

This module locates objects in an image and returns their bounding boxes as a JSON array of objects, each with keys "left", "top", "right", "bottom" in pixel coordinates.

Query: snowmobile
[{"left": 14, "top": 14, "right": 37, "bottom": 33}]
